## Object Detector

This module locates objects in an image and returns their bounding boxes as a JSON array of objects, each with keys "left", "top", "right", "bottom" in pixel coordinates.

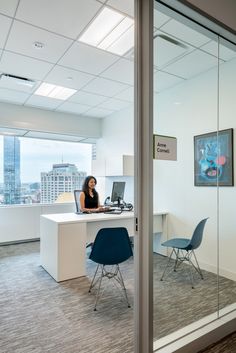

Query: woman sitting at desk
[{"left": 80, "top": 175, "right": 105, "bottom": 213}]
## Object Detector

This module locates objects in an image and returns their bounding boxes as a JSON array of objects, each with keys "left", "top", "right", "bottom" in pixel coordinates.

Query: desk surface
[{"left": 41, "top": 211, "right": 167, "bottom": 224}]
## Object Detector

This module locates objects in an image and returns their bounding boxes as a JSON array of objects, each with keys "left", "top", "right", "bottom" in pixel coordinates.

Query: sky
[{"left": 0, "top": 136, "right": 92, "bottom": 183}]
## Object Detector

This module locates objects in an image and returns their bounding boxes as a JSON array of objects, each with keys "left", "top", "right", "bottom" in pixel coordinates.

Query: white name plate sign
[{"left": 153, "top": 134, "right": 177, "bottom": 161}]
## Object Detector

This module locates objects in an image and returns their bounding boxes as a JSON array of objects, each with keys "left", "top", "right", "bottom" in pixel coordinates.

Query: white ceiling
[{"left": 0, "top": 0, "right": 235, "bottom": 120}]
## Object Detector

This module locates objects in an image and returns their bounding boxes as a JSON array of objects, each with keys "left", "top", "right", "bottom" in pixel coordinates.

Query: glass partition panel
[
  {"left": 218, "top": 38, "right": 236, "bottom": 316},
  {"left": 153, "top": 2, "right": 219, "bottom": 348}
]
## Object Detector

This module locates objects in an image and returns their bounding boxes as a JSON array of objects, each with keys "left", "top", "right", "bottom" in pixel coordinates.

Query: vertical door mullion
[{"left": 134, "top": 0, "right": 154, "bottom": 352}]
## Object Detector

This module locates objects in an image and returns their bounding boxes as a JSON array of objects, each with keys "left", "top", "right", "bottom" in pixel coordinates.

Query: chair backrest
[
  {"left": 89, "top": 227, "right": 133, "bottom": 265},
  {"left": 74, "top": 190, "right": 82, "bottom": 213},
  {"left": 188, "top": 218, "right": 208, "bottom": 250}
]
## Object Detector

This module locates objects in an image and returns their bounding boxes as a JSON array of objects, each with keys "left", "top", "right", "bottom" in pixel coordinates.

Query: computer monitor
[{"left": 111, "top": 182, "right": 125, "bottom": 205}]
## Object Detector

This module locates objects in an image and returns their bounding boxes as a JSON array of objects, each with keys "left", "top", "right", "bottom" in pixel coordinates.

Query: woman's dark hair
[{"left": 82, "top": 175, "right": 97, "bottom": 195}]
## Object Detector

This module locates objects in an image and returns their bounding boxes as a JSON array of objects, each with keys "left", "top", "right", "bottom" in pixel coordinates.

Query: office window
[{"left": 0, "top": 136, "right": 92, "bottom": 205}]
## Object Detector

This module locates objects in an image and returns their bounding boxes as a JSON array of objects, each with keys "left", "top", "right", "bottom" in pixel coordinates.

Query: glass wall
[
  {"left": 0, "top": 134, "right": 92, "bottom": 205},
  {"left": 152, "top": 2, "right": 236, "bottom": 350},
  {"left": 218, "top": 38, "right": 236, "bottom": 315}
]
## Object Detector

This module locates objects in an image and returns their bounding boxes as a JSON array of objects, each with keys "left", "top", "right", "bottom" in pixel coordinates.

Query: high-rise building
[
  {"left": 40, "top": 163, "right": 86, "bottom": 204},
  {"left": 3, "top": 136, "right": 21, "bottom": 204}
]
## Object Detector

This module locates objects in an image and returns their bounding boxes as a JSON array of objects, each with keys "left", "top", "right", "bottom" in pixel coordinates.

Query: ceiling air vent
[
  {"left": 0, "top": 73, "right": 36, "bottom": 92},
  {"left": 154, "top": 34, "right": 188, "bottom": 49}
]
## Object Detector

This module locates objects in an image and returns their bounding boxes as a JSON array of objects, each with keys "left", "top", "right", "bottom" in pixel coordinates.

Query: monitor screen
[{"left": 111, "top": 182, "right": 125, "bottom": 203}]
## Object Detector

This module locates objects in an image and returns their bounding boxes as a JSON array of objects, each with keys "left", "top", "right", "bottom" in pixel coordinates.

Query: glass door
[
  {"left": 218, "top": 38, "right": 236, "bottom": 316},
  {"left": 153, "top": 2, "right": 219, "bottom": 348}
]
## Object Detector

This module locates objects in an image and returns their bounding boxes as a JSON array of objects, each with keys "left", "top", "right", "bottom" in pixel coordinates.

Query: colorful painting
[{"left": 194, "top": 129, "right": 234, "bottom": 186}]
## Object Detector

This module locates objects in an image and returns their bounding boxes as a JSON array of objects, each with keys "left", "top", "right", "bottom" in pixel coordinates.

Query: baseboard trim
[{"left": 0, "top": 238, "right": 40, "bottom": 246}]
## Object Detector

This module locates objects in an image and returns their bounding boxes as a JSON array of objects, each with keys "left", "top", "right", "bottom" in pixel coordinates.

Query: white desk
[{"left": 40, "top": 211, "right": 167, "bottom": 282}]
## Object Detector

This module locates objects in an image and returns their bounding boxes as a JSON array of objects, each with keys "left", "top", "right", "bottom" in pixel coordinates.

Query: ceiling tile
[
  {"left": 44, "top": 65, "right": 94, "bottom": 90},
  {"left": 201, "top": 41, "right": 236, "bottom": 61},
  {"left": 101, "top": 58, "right": 134, "bottom": 85},
  {"left": 84, "top": 107, "right": 114, "bottom": 118},
  {"left": 16, "top": 0, "right": 102, "bottom": 39},
  {"left": 0, "top": 51, "right": 54, "bottom": 80},
  {"left": 98, "top": 97, "right": 130, "bottom": 111},
  {"left": 154, "top": 9, "right": 170, "bottom": 29},
  {"left": 0, "top": 87, "right": 29, "bottom": 104},
  {"left": 24, "top": 95, "right": 62, "bottom": 110},
  {"left": 124, "top": 48, "right": 134, "bottom": 60},
  {"left": 107, "top": 0, "right": 134, "bottom": 17},
  {"left": 0, "top": 0, "right": 18, "bottom": 17},
  {"left": 5, "top": 20, "right": 73, "bottom": 63},
  {"left": 161, "top": 19, "right": 211, "bottom": 47},
  {"left": 83, "top": 77, "right": 128, "bottom": 97},
  {"left": 114, "top": 86, "right": 133, "bottom": 102},
  {"left": 59, "top": 42, "right": 119, "bottom": 75},
  {"left": 154, "top": 70, "right": 184, "bottom": 92},
  {"left": 154, "top": 34, "right": 191, "bottom": 68},
  {"left": 56, "top": 101, "right": 90, "bottom": 115},
  {"left": 68, "top": 90, "right": 107, "bottom": 106},
  {"left": 164, "top": 49, "right": 219, "bottom": 79},
  {"left": 0, "top": 14, "right": 12, "bottom": 49}
]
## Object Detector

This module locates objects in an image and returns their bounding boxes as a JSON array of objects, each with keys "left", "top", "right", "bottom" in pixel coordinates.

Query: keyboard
[{"left": 104, "top": 208, "right": 122, "bottom": 215}]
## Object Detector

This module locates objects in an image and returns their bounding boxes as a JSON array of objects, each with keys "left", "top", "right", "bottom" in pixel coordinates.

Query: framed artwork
[{"left": 194, "top": 128, "right": 234, "bottom": 186}]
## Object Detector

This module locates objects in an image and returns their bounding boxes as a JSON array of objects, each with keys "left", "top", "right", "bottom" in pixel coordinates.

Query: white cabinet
[
  {"left": 92, "top": 155, "right": 134, "bottom": 176},
  {"left": 106, "top": 154, "right": 133, "bottom": 176},
  {"left": 122, "top": 155, "right": 134, "bottom": 176},
  {"left": 91, "top": 158, "right": 106, "bottom": 176}
]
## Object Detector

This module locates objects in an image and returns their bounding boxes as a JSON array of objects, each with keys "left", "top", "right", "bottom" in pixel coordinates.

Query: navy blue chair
[
  {"left": 88, "top": 227, "right": 133, "bottom": 310},
  {"left": 160, "top": 218, "right": 208, "bottom": 288}
]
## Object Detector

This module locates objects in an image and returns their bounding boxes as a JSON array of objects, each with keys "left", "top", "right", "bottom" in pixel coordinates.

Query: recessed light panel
[
  {"left": 98, "top": 17, "right": 133, "bottom": 50},
  {"left": 79, "top": 7, "right": 124, "bottom": 47},
  {"left": 108, "top": 25, "right": 134, "bottom": 56},
  {"left": 78, "top": 6, "right": 134, "bottom": 56},
  {"left": 34, "top": 83, "right": 76, "bottom": 100}
]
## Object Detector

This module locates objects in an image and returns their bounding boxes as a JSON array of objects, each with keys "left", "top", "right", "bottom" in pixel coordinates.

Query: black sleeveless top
[{"left": 84, "top": 191, "right": 98, "bottom": 209}]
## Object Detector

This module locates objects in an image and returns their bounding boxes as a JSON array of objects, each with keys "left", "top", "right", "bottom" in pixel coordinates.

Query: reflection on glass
[
  {"left": 219, "top": 38, "right": 236, "bottom": 315},
  {"left": 153, "top": 2, "right": 223, "bottom": 346}
]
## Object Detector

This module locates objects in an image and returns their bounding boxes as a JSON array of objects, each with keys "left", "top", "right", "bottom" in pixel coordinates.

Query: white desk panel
[{"left": 40, "top": 211, "right": 167, "bottom": 282}]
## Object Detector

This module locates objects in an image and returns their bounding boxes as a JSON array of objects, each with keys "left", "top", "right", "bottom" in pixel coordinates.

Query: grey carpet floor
[
  {"left": 153, "top": 255, "right": 236, "bottom": 339},
  {"left": 0, "top": 242, "right": 235, "bottom": 353}
]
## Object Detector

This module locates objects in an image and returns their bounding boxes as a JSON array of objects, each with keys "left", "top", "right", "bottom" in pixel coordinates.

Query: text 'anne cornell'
[{"left": 157, "top": 142, "right": 170, "bottom": 153}]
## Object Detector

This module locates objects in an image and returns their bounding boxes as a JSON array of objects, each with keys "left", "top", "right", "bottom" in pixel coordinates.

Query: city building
[
  {"left": 40, "top": 163, "right": 86, "bottom": 204},
  {"left": 3, "top": 136, "right": 21, "bottom": 204}
]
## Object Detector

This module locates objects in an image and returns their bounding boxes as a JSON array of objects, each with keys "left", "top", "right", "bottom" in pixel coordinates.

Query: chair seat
[
  {"left": 160, "top": 218, "right": 208, "bottom": 288},
  {"left": 162, "top": 237, "right": 191, "bottom": 249}
]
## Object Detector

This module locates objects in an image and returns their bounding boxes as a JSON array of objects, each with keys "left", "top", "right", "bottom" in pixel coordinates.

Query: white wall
[
  {"left": 94, "top": 106, "right": 134, "bottom": 204},
  {"left": 0, "top": 203, "right": 75, "bottom": 243},
  {"left": 154, "top": 57, "right": 236, "bottom": 279},
  {"left": 0, "top": 101, "right": 102, "bottom": 138}
]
